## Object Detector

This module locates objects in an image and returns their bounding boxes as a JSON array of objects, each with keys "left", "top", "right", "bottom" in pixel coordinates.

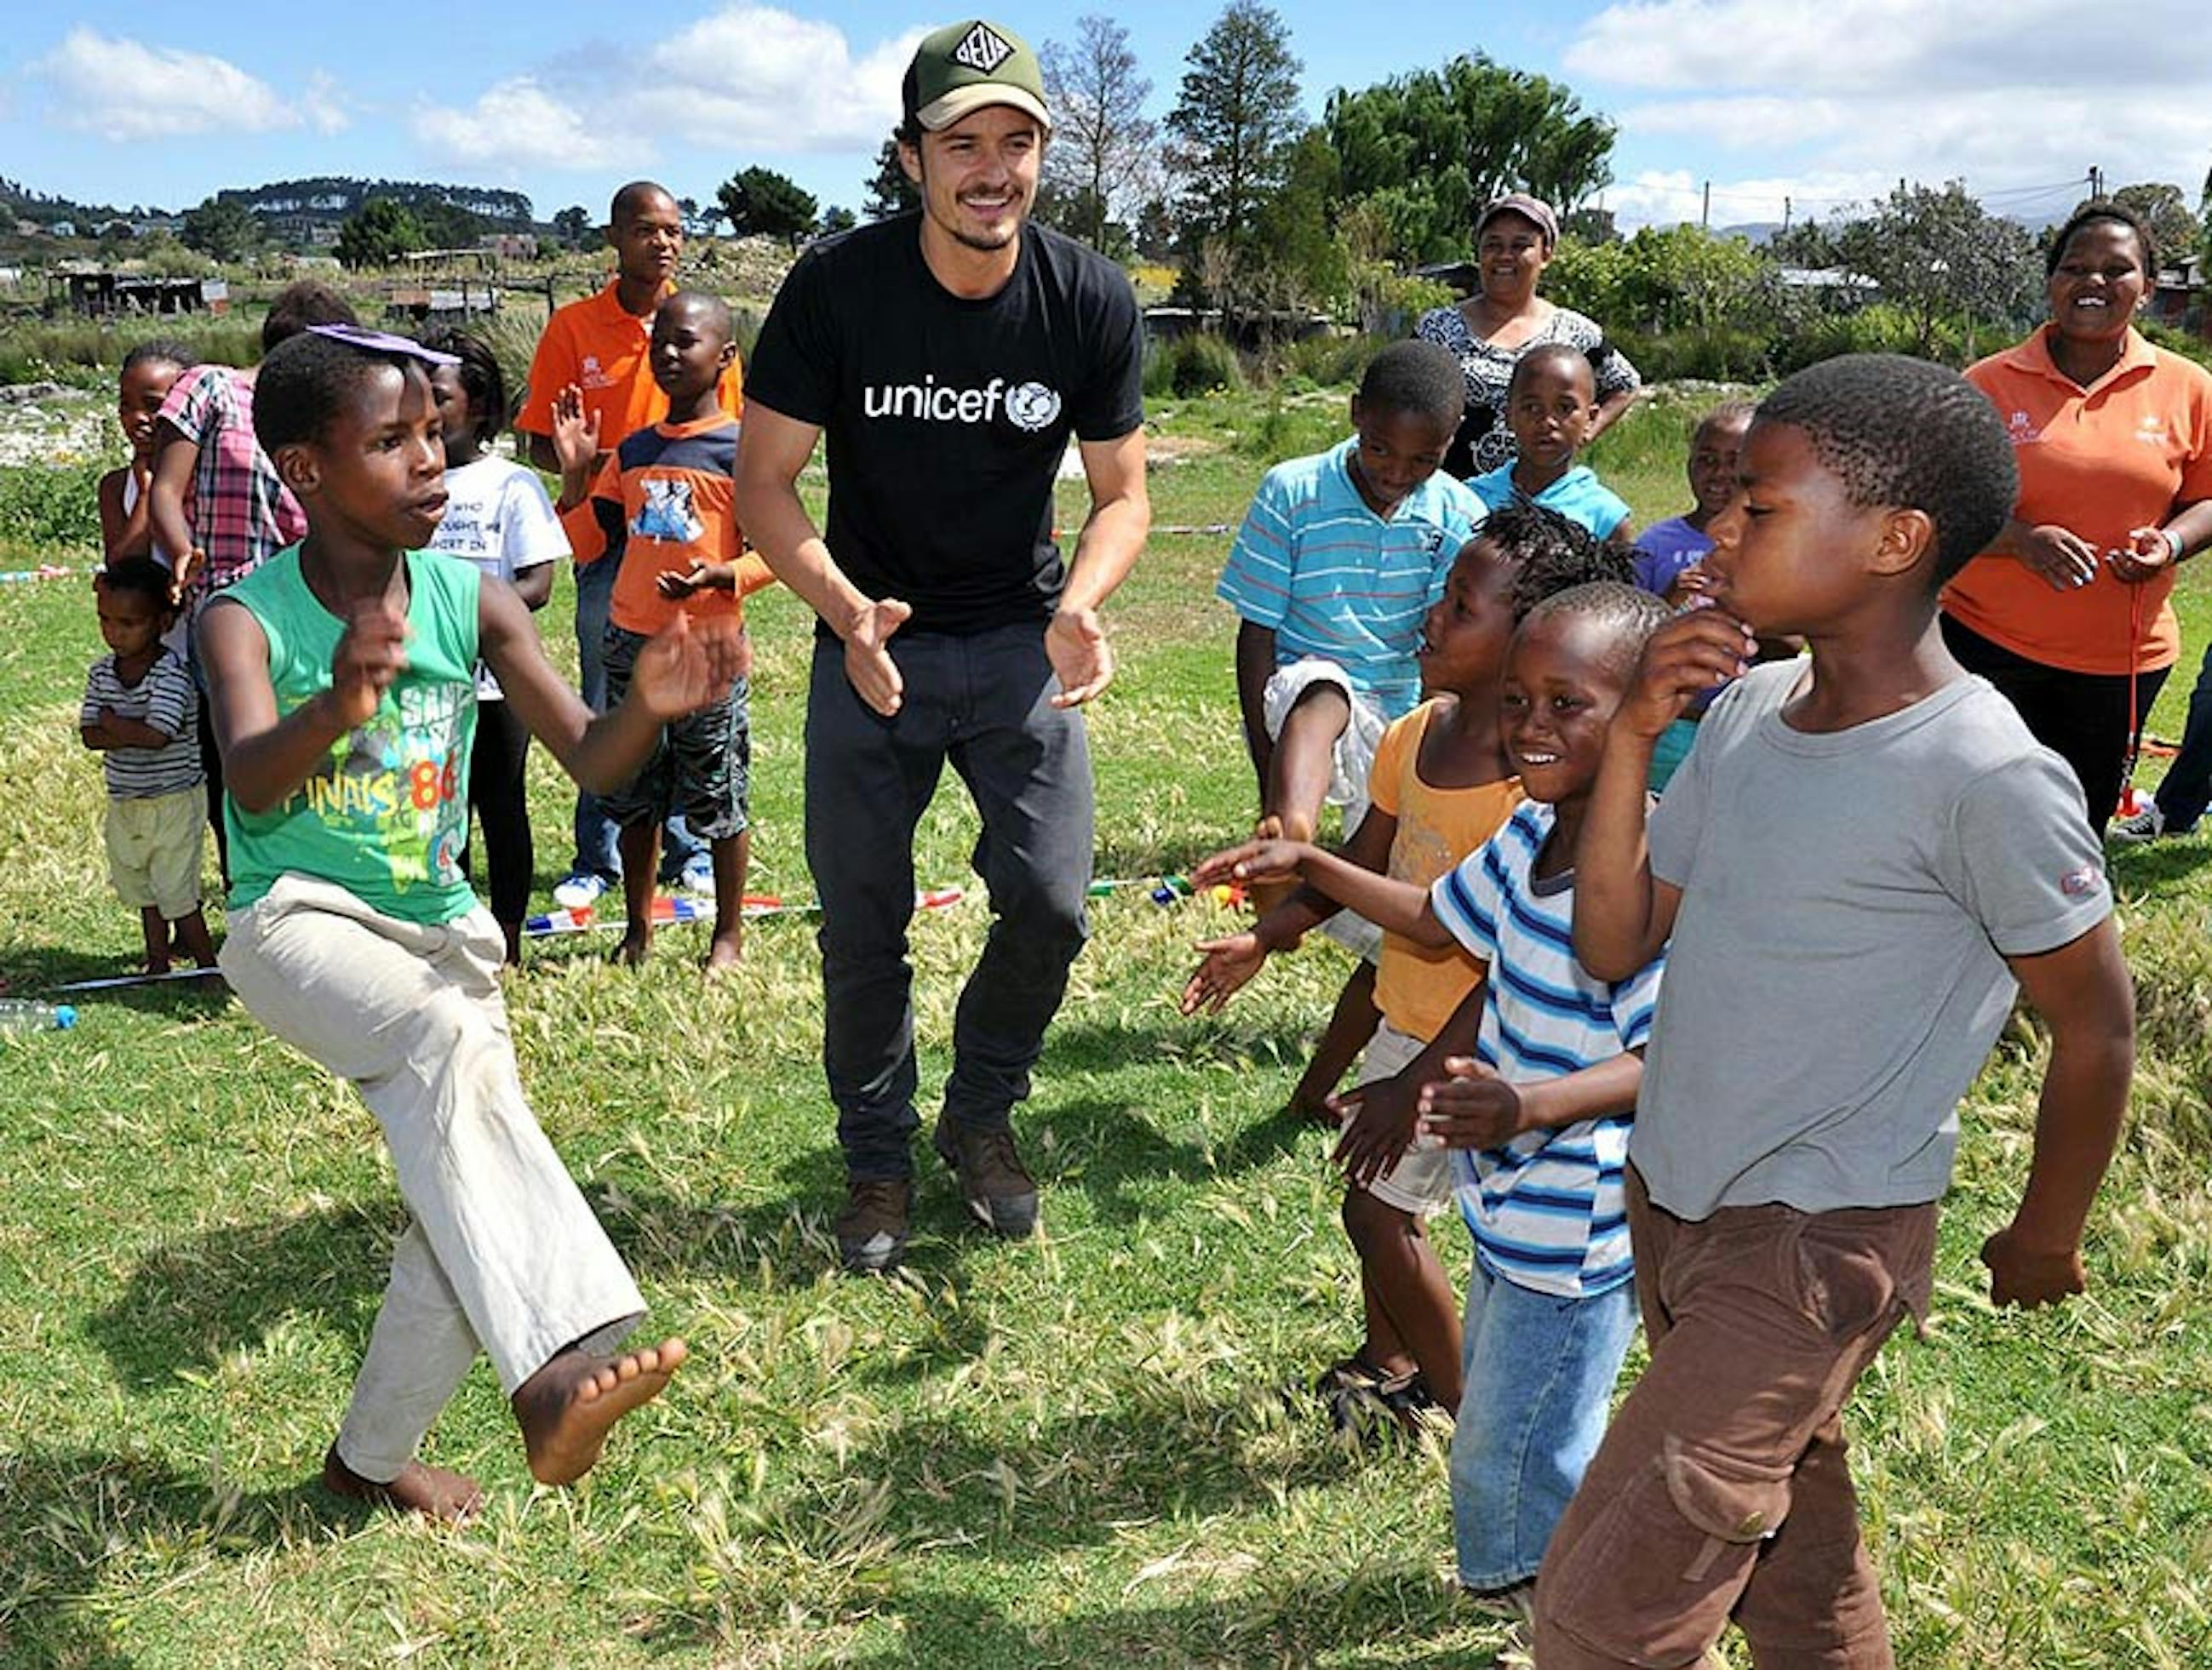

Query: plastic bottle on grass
[{"left": 0, "top": 999, "right": 75, "bottom": 1034}]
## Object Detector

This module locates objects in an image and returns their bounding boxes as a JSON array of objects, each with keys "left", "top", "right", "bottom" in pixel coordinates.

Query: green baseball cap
[{"left": 903, "top": 19, "right": 1052, "bottom": 134}]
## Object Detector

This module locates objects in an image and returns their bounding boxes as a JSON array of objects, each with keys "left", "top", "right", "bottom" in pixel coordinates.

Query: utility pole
[
  {"left": 1701, "top": 180, "right": 1711, "bottom": 229},
  {"left": 2089, "top": 164, "right": 2104, "bottom": 200},
  {"left": 1783, "top": 196, "right": 1792, "bottom": 232}
]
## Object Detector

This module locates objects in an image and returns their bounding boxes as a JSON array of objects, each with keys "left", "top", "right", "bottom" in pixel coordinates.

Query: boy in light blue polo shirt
[
  {"left": 1219, "top": 340, "right": 1483, "bottom": 864},
  {"left": 1468, "top": 343, "right": 1634, "bottom": 546}
]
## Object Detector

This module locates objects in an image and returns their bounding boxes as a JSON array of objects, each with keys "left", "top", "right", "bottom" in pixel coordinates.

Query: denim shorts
[{"left": 598, "top": 624, "right": 749, "bottom": 840}]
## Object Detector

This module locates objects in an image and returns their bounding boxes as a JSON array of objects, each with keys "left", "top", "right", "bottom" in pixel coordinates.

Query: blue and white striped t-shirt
[
  {"left": 1430, "top": 800, "right": 1665, "bottom": 1298},
  {"left": 80, "top": 646, "right": 203, "bottom": 800},
  {"left": 1218, "top": 438, "right": 1484, "bottom": 718}
]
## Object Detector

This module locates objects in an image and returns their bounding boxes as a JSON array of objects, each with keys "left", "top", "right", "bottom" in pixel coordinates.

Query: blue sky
[{"left": 6, "top": 2, "right": 2208, "bottom": 234}]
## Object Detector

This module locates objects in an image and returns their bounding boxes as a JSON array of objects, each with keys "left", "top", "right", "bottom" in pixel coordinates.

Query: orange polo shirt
[
  {"left": 1949, "top": 325, "right": 2212, "bottom": 676},
  {"left": 515, "top": 280, "right": 744, "bottom": 564}
]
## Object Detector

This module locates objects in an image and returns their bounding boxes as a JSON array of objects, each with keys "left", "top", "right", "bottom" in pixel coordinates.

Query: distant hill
[
  {"left": 0, "top": 174, "right": 542, "bottom": 243},
  {"left": 217, "top": 177, "right": 538, "bottom": 231},
  {"left": 0, "top": 176, "right": 146, "bottom": 228}
]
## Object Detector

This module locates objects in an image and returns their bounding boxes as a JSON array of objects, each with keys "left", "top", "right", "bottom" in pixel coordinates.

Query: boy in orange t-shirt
[
  {"left": 518, "top": 180, "right": 744, "bottom": 908},
  {"left": 589, "top": 293, "right": 772, "bottom": 971}
]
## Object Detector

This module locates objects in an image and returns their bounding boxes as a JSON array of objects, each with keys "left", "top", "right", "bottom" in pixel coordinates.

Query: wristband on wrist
[{"left": 2164, "top": 528, "right": 2186, "bottom": 563}]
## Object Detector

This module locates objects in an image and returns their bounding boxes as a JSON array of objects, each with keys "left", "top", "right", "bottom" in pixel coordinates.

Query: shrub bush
[
  {"left": 1144, "top": 332, "right": 1245, "bottom": 400},
  {"left": 0, "top": 460, "right": 107, "bottom": 556}
]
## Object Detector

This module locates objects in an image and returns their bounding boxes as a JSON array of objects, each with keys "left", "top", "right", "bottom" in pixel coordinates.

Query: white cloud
[
  {"left": 409, "top": 5, "right": 926, "bottom": 175},
  {"left": 303, "top": 70, "right": 351, "bottom": 137},
  {"left": 411, "top": 77, "right": 646, "bottom": 172},
  {"left": 32, "top": 26, "right": 303, "bottom": 139},
  {"left": 1573, "top": 0, "right": 2212, "bottom": 226}
]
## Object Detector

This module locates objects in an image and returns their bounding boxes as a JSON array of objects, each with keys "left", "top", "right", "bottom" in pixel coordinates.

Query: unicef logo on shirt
[{"left": 1005, "top": 381, "right": 1062, "bottom": 432}]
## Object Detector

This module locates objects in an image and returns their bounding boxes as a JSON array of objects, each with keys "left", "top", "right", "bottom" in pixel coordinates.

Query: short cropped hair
[
  {"left": 661, "top": 289, "right": 733, "bottom": 343},
  {"left": 1754, "top": 354, "right": 2016, "bottom": 589},
  {"left": 97, "top": 554, "right": 176, "bottom": 613},
  {"left": 611, "top": 180, "right": 676, "bottom": 228},
  {"left": 1693, "top": 400, "right": 1755, "bottom": 442},
  {"left": 1357, "top": 339, "right": 1466, "bottom": 429},
  {"left": 1517, "top": 580, "right": 1670, "bottom": 677},
  {"left": 122, "top": 339, "right": 200, "bottom": 377},
  {"left": 1476, "top": 501, "right": 1632, "bottom": 619},
  {"left": 1506, "top": 340, "right": 1597, "bottom": 400},
  {"left": 420, "top": 326, "right": 507, "bottom": 444},
  {"left": 2046, "top": 199, "right": 2157, "bottom": 279},
  {"left": 252, "top": 331, "right": 415, "bottom": 455},
  {"left": 261, "top": 281, "right": 358, "bottom": 353}
]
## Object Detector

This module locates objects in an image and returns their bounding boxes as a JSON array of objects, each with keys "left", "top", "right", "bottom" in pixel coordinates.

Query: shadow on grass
[
  {"left": 84, "top": 1206, "right": 388, "bottom": 1392},
  {"left": 0, "top": 1446, "right": 345, "bottom": 1669},
  {"left": 837, "top": 1579, "right": 1513, "bottom": 1670},
  {"left": 0, "top": 942, "right": 234, "bottom": 1020},
  {"left": 2110, "top": 835, "right": 2212, "bottom": 900}
]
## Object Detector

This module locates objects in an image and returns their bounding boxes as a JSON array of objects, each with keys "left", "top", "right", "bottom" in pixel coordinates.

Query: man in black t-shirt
[{"left": 736, "top": 18, "right": 1149, "bottom": 1273}]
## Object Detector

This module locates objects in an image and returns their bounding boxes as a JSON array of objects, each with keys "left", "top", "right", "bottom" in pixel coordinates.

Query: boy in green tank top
[{"left": 198, "top": 325, "right": 746, "bottom": 1522}]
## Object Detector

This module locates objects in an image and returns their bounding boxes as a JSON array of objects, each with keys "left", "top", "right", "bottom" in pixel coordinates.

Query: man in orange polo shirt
[{"left": 517, "top": 181, "right": 745, "bottom": 909}]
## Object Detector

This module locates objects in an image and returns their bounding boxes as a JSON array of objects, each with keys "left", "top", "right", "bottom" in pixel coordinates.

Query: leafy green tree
[
  {"left": 553, "top": 205, "right": 592, "bottom": 247},
  {"left": 412, "top": 198, "right": 482, "bottom": 250},
  {"left": 1832, "top": 181, "right": 2039, "bottom": 357},
  {"left": 0, "top": 202, "right": 16, "bottom": 234},
  {"left": 1251, "top": 129, "right": 1345, "bottom": 312},
  {"left": 1165, "top": 0, "right": 1304, "bottom": 256},
  {"left": 817, "top": 204, "right": 857, "bottom": 237},
  {"left": 181, "top": 196, "right": 261, "bottom": 263},
  {"left": 718, "top": 167, "right": 817, "bottom": 242},
  {"left": 1321, "top": 55, "right": 1614, "bottom": 266},
  {"left": 2104, "top": 182, "right": 2200, "bottom": 271},
  {"left": 1040, "top": 14, "right": 1155, "bottom": 252},
  {"left": 335, "top": 197, "right": 426, "bottom": 270},
  {"left": 862, "top": 138, "right": 920, "bottom": 220}
]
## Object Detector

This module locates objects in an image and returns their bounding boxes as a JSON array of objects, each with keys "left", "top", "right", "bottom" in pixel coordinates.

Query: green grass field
[{"left": 3, "top": 388, "right": 2210, "bottom": 1668}]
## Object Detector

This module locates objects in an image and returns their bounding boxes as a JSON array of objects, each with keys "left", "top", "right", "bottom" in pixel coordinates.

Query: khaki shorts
[
  {"left": 1355, "top": 1019, "right": 1455, "bottom": 1217},
  {"left": 104, "top": 786, "right": 205, "bottom": 918}
]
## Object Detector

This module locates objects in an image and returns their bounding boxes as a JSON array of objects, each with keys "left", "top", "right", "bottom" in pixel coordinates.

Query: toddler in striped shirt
[{"left": 81, "top": 558, "right": 215, "bottom": 973}]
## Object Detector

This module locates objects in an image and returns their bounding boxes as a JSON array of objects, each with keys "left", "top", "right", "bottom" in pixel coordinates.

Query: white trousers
[{"left": 220, "top": 873, "right": 645, "bottom": 1481}]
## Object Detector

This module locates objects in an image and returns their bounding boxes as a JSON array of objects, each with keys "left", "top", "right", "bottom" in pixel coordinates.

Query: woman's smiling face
[{"left": 2047, "top": 219, "right": 2147, "bottom": 351}]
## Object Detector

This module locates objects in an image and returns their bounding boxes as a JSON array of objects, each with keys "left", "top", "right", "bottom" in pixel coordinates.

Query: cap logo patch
[{"left": 954, "top": 23, "right": 1014, "bottom": 73}]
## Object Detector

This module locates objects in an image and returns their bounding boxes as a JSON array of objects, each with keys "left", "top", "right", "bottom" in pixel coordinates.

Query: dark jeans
[
  {"left": 463, "top": 696, "right": 533, "bottom": 927},
  {"left": 805, "top": 623, "right": 1093, "bottom": 1182},
  {"left": 1941, "top": 614, "right": 2170, "bottom": 835},
  {"left": 2152, "top": 639, "right": 2212, "bottom": 831},
  {"left": 568, "top": 557, "right": 701, "bottom": 884}
]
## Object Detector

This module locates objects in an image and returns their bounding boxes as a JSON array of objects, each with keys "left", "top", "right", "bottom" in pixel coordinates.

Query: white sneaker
[
  {"left": 677, "top": 851, "right": 717, "bottom": 898},
  {"left": 553, "top": 872, "right": 610, "bottom": 910},
  {"left": 2111, "top": 803, "right": 2166, "bottom": 844}
]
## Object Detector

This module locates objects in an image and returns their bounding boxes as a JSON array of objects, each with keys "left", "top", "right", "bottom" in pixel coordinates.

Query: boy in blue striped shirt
[
  {"left": 1218, "top": 340, "right": 1484, "bottom": 872},
  {"left": 1200, "top": 580, "right": 1671, "bottom": 1621}
]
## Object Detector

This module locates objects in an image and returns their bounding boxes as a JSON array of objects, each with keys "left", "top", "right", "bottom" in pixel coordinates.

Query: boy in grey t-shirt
[{"left": 1543, "top": 356, "right": 2135, "bottom": 1669}]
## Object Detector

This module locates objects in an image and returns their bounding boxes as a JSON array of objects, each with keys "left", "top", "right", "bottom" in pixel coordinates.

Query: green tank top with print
[{"left": 220, "top": 547, "right": 482, "bottom": 924}]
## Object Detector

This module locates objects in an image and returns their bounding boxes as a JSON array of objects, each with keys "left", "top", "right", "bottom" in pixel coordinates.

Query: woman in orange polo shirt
[{"left": 1942, "top": 201, "right": 2212, "bottom": 833}]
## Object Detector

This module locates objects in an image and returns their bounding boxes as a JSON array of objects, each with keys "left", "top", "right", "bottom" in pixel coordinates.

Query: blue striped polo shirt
[
  {"left": 1218, "top": 438, "right": 1484, "bottom": 717},
  {"left": 1429, "top": 800, "right": 1665, "bottom": 1298}
]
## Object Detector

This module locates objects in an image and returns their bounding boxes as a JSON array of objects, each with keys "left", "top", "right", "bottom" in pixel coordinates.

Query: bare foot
[
  {"left": 613, "top": 925, "right": 652, "bottom": 967},
  {"left": 512, "top": 1337, "right": 687, "bottom": 1486},
  {"left": 321, "top": 1444, "right": 483, "bottom": 1524},
  {"left": 703, "top": 929, "right": 742, "bottom": 974}
]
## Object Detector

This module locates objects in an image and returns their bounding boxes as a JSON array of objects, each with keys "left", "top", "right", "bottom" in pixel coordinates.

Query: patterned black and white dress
[{"left": 1415, "top": 303, "right": 1642, "bottom": 479}]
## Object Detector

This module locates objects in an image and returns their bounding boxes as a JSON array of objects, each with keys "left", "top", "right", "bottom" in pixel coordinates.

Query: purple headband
[{"left": 306, "top": 322, "right": 461, "bottom": 366}]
